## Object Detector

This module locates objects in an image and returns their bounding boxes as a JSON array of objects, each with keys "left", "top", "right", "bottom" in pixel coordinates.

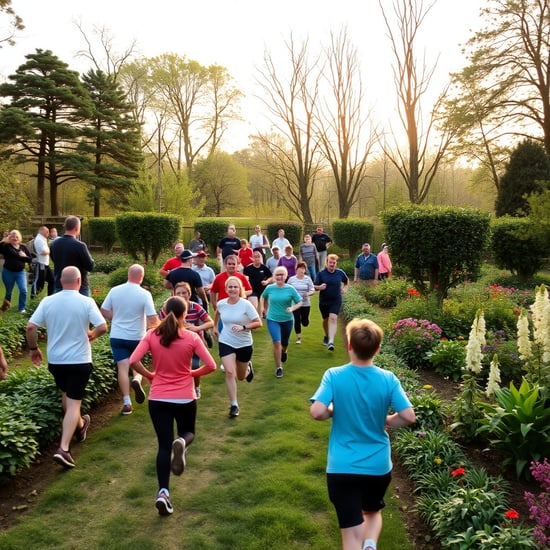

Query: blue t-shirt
[
  {"left": 355, "top": 253, "right": 379, "bottom": 280},
  {"left": 310, "top": 364, "right": 412, "bottom": 475},
  {"left": 262, "top": 283, "right": 301, "bottom": 322},
  {"left": 314, "top": 268, "right": 349, "bottom": 305}
]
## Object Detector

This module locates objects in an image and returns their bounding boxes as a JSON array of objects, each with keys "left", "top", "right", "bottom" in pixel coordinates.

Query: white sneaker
[{"left": 219, "top": 363, "right": 225, "bottom": 372}]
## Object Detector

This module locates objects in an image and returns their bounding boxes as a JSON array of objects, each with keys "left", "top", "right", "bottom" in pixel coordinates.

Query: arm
[
  {"left": 386, "top": 407, "right": 416, "bottom": 428},
  {"left": 100, "top": 307, "right": 113, "bottom": 321},
  {"left": 197, "top": 286, "right": 208, "bottom": 306},
  {"left": 159, "top": 267, "right": 169, "bottom": 277},
  {"left": 0, "top": 345, "right": 8, "bottom": 380},
  {"left": 286, "top": 300, "right": 303, "bottom": 313},
  {"left": 212, "top": 309, "right": 220, "bottom": 338},
  {"left": 354, "top": 267, "right": 359, "bottom": 282},
  {"left": 129, "top": 336, "right": 155, "bottom": 381},
  {"left": 192, "top": 337, "right": 216, "bottom": 376},
  {"left": 88, "top": 322, "right": 108, "bottom": 343},
  {"left": 310, "top": 400, "right": 333, "bottom": 420},
  {"left": 260, "top": 295, "right": 268, "bottom": 318},
  {"left": 146, "top": 314, "right": 159, "bottom": 329},
  {"left": 26, "top": 322, "right": 44, "bottom": 366}
]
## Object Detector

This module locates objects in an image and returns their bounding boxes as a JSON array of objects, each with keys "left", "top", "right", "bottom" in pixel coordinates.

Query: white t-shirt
[
  {"left": 250, "top": 233, "right": 268, "bottom": 250},
  {"left": 33, "top": 233, "right": 50, "bottom": 266},
  {"left": 272, "top": 237, "right": 291, "bottom": 252},
  {"left": 29, "top": 290, "right": 106, "bottom": 364},
  {"left": 217, "top": 298, "right": 260, "bottom": 348},
  {"left": 101, "top": 282, "right": 157, "bottom": 340},
  {"left": 192, "top": 264, "right": 216, "bottom": 287}
]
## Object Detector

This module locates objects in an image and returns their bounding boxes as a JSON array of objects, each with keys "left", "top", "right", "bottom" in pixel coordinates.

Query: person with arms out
[
  {"left": 312, "top": 225, "right": 333, "bottom": 270},
  {"left": 249, "top": 225, "right": 270, "bottom": 261},
  {"left": 129, "top": 296, "right": 216, "bottom": 515},
  {"left": 310, "top": 318, "right": 416, "bottom": 550},
  {"left": 217, "top": 224, "right": 241, "bottom": 265},
  {"left": 31, "top": 225, "right": 54, "bottom": 298},
  {"left": 213, "top": 276, "right": 262, "bottom": 417},
  {"left": 287, "top": 261, "right": 315, "bottom": 345},
  {"left": 26, "top": 266, "right": 108, "bottom": 468},
  {"left": 50, "top": 216, "right": 94, "bottom": 296},
  {"left": 299, "top": 233, "right": 319, "bottom": 280},
  {"left": 188, "top": 231, "right": 206, "bottom": 254},
  {"left": 243, "top": 249, "right": 272, "bottom": 313},
  {"left": 165, "top": 249, "right": 208, "bottom": 307},
  {"left": 158, "top": 242, "right": 184, "bottom": 278},
  {"left": 260, "top": 266, "right": 302, "bottom": 378},
  {"left": 377, "top": 243, "right": 392, "bottom": 280},
  {"left": 0, "top": 229, "right": 32, "bottom": 313},
  {"left": 101, "top": 264, "right": 159, "bottom": 416},
  {"left": 314, "top": 254, "right": 349, "bottom": 352},
  {"left": 271, "top": 228, "right": 291, "bottom": 252},
  {"left": 265, "top": 246, "right": 281, "bottom": 274},
  {"left": 354, "top": 243, "right": 379, "bottom": 286}
]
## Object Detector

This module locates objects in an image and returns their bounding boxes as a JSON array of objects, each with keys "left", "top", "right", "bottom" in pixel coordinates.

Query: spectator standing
[
  {"left": 31, "top": 225, "right": 54, "bottom": 298},
  {"left": 158, "top": 243, "right": 185, "bottom": 278},
  {"left": 49, "top": 228, "right": 59, "bottom": 240},
  {"left": 165, "top": 250, "right": 208, "bottom": 306},
  {"left": 310, "top": 318, "right": 415, "bottom": 550},
  {"left": 271, "top": 228, "right": 291, "bottom": 252},
  {"left": 217, "top": 224, "right": 241, "bottom": 263},
  {"left": 287, "top": 262, "right": 315, "bottom": 344},
  {"left": 0, "top": 229, "right": 32, "bottom": 313},
  {"left": 213, "top": 276, "right": 262, "bottom": 417},
  {"left": 129, "top": 296, "right": 216, "bottom": 515},
  {"left": 314, "top": 254, "right": 349, "bottom": 352},
  {"left": 377, "top": 243, "right": 392, "bottom": 280},
  {"left": 192, "top": 250, "right": 215, "bottom": 300},
  {"left": 188, "top": 231, "right": 207, "bottom": 254},
  {"left": 249, "top": 225, "right": 270, "bottom": 261},
  {"left": 101, "top": 264, "right": 159, "bottom": 415},
  {"left": 354, "top": 243, "right": 379, "bottom": 286},
  {"left": 50, "top": 216, "right": 94, "bottom": 296},
  {"left": 243, "top": 249, "right": 273, "bottom": 312},
  {"left": 26, "top": 266, "right": 108, "bottom": 468},
  {"left": 266, "top": 246, "right": 281, "bottom": 274},
  {"left": 299, "top": 234, "right": 319, "bottom": 280},
  {"left": 311, "top": 225, "right": 333, "bottom": 270},
  {"left": 260, "top": 266, "right": 302, "bottom": 378}
]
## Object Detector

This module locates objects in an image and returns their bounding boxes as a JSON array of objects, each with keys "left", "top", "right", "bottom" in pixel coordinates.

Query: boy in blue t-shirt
[{"left": 310, "top": 318, "right": 416, "bottom": 550}]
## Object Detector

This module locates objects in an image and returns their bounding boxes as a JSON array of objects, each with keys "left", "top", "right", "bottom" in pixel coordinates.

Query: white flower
[
  {"left": 517, "top": 310, "right": 532, "bottom": 361},
  {"left": 485, "top": 354, "right": 501, "bottom": 397},
  {"left": 531, "top": 285, "right": 550, "bottom": 364},
  {"left": 466, "top": 309, "right": 485, "bottom": 374}
]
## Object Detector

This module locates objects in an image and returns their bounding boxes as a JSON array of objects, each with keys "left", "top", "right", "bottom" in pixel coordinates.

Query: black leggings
[
  {"left": 293, "top": 306, "right": 311, "bottom": 335},
  {"left": 148, "top": 399, "right": 197, "bottom": 490}
]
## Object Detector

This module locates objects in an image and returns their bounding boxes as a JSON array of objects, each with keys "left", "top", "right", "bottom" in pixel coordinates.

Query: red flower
[
  {"left": 505, "top": 509, "right": 519, "bottom": 520},
  {"left": 407, "top": 288, "right": 420, "bottom": 297},
  {"left": 451, "top": 467, "right": 465, "bottom": 477}
]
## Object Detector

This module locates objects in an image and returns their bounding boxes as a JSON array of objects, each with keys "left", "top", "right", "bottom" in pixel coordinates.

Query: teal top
[{"left": 262, "top": 283, "right": 301, "bottom": 322}]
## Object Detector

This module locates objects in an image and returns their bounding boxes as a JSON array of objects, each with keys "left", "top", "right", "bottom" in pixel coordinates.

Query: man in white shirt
[
  {"left": 26, "top": 266, "right": 108, "bottom": 469},
  {"left": 31, "top": 225, "right": 54, "bottom": 298},
  {"left": 192, "top": 250, "right": 215, "bottom": 300},
  {"left": 101, "top": 264, "right": 159, "bottom": 415},
  {"left": 271, "top": 228, "right": 291, "bottom": 252}
]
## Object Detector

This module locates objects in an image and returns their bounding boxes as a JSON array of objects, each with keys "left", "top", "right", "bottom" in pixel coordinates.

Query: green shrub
[
  {"left": 337, "top": 258, "right": 355, "bottom": 276},
  {"left": 0, "top": 314, "right": 28, "bottom": 358},
  {"left": 408, "top": 387, "right": 446, "bottom": 430},
  {"left": 361, "top": 277, "right": 410, "bottom": 308},
  {"left": 332, "top": 219, "right": 374, "bottom": 258},
  {"left": 427, "top": 340, "right": 467, "bottom": 381},
  {"left": 89, "top": 217, "right": 117, "bottom": 253},
  {"left": 108, "top": 265, "right": 162, "bottom": 295},
  {"left": 194, "top": 218, "right": 231, "bottom": 253},
  {"left": 93, "top": 252, "right": 130, "bottom": 273},
  {"left": 341, "top": 285, "right": 376, "bottom": 320}
]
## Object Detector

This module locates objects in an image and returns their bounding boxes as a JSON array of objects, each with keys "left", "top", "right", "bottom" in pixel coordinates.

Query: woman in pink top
[
  {"left": 129, "top": 296, "right": 216, "bottom": 516},
  {"left": 377, "top": 243, "right": 392, "bottom": 280}
]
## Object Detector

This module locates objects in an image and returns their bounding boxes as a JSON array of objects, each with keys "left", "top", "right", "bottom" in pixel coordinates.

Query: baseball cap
[
  {"left": 196, "top": 250, "right": 207, "bottom": 257},
  {"left": 180, "top": 250, "right": 195, "bottom": 260}
]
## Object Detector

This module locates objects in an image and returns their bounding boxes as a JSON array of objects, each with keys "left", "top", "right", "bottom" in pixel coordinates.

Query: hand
[
  {"left": 286, "top": 307, "right": 292, "bottom": 313},
  {"left": 30, "top": 348, "right": 43, "bottom": 366}
]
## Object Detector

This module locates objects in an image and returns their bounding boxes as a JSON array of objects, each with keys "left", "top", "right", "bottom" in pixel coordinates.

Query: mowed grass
[{"left": 0, "top": 293, "right": 413, "bottom": 550}]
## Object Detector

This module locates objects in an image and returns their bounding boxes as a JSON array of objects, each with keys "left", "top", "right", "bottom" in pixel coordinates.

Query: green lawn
[{"left": 0, "top": 292, "right": 413, "bottom": 550}]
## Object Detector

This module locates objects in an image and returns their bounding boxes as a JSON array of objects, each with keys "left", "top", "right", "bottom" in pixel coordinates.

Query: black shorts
[
  {"left": 327, "top": 472, "right": 391, "bottom": 528},
  {"left": 218, "top": 342, "right": 253, "bottom": 363},
  {"left": 48, "top": 362, "right": 93, "bottom": 400},
  {"left": 319, "top": 301, "right": 341, "bottom": 318}
]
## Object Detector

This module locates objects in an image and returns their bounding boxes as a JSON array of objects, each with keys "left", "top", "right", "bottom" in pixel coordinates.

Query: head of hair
[
  {"left": 273, "top": 266, "right": 288, "bottom": 279},
  {"left": 296, "top": 261, "right": 307, "bottom": 270},
  {"left": 225, "top": 275, "right": 246, "bottom": 298},
  {"left": 173, "top": 281, "right": 191, "bottom": 297},
  {"left": 224, "top": 254, "right": 238, "bottom": 265},
  {"left": 345, "top": 318, "right": 383, "bottom": 360},
  {"left": 240, "top": 238, "right": 248, "bottom": 246},
  {"left": 8, "top": 229, "right": 22, "bottom": 240},
  {"left": 327, "top": 253, "right": 339, "bottom": 262},
  {"left": 155, "top": 296, "right": 188, "bottom": 347},
  {"left": 64, "top": 216, "right": 80, "bottom": 232}
]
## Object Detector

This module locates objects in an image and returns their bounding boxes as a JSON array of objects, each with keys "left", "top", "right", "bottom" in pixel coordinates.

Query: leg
[
  {"left": 267, "top": 319, "right": 283, "bottom": 367},
  {"left": 2, "top": 268, "right": 16, "bottom": 305},
  {"left": 293, "top": 308, "right": 302, "bottom": 338},
  {"left": 15, "top": 269, "right": 27, "bottom": 312},
  {"left": 117, "top": 358, "right": 131, "bottom": 404},
  {"left": 280, "top": 319, "right": 293, "bottom": 356},
  {"left": 248, "top": 295, "right": 258, "bottom": 312},
  {"left": 322, "top": 317, "right": 329, "bottom": 339},
  {"left": 45, "top": 266, "right": 55, "bottom": 296},
  {"left": 301, "top": 305, "right": 311, "bottom": 328},
  {"left": 340, "top": 524, "right": 364, "bottom": 550},
  {"left": 59, "top": 395, "right": 83, "bottom": 451},
  {"left": 328, "top": 312, "right": 338, "bottom": 344},
  {"left": 148, "top": 400, "right": 175, "bottom": 491},
  {"left": 362, "top": 511, "right": 383, "bottom": 549},
  {"left": 222, "top": 353, "right": 238, "bottom": 403}
]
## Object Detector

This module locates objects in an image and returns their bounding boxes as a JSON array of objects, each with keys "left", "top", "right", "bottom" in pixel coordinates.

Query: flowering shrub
[
  {"left": 408, "top": 387, "right": 446, "bottom": 430},
  {"left": 481, "top": 329, "right": 522, "bottom": 385},
  {"left": 358, "top": 276, "right": 410, "bottom": 308},
  {"left": 340, "top": 284, "right": 376, "bottom": 320},
  {"left": 426, "top": 339, "right": 467, "bottom": 381},
  {"left": 524, "top": 459, "right": 550, "bottom": 547},
  {"left": 388, "top": 318, "right": 442, "bottom": 369}
]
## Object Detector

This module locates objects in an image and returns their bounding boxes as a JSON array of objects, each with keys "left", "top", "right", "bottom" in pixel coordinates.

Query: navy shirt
[
  {"left": 218, "top": 237, "right": 241, "bottom": 259},
  {"left": 314, "top": 268, "right": 349, "bottom": 305},
  {"left": 355, "top": 253, "right": 379, "bottom": 280}
]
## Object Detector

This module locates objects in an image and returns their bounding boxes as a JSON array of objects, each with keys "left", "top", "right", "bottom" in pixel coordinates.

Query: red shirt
[
  {"left": 210, "top": 271, "right": 252, "bottom": 302},
  {"left": 162, "top": 256, "right": 183, "bottom": 273},
  {"left": 238, "top": 247, "right": 254, "bottom": 267}
]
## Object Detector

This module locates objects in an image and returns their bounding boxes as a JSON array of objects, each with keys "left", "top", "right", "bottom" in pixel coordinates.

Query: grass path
[{"left": 0, "top": 294, "right": 412, "bottom": 549}]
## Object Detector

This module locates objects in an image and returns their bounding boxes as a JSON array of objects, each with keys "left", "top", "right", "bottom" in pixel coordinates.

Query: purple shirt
[{"left": 278, "top": 255, "right": 298, "bottom": 278}]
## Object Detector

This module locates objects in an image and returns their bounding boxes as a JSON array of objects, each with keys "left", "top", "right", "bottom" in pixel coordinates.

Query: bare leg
[
  {"left": 340, "top": 523, "right": 364, "bottom": 550},
  {"left": 117, "top": 358, "right": 131, "bottom": 402},
  {"left": 362, "top": 511, "right": 382, "bottom": 547},
  {"left": 60, "top": 395, "right": 82, "bottom": 451},
  {"left": 273, "top": 341, "right": 282, "bottom": 367},
  {"left": 222, "top": 354, "right": 238, "bottom": 403},
  {"left": 322, "top": 317, "right": 329, "bottom": 339},
  {"left": 328, "top": 313, "right": 338, "bottom": 343}
]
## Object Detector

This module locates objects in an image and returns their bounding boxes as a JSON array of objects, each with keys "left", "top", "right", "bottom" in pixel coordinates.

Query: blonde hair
[
  {"left": 225, "top": 275, "right": 246, "bottom": 298},
  {"left": 345, "top": 318, "right": 383, "bottom": 360}
]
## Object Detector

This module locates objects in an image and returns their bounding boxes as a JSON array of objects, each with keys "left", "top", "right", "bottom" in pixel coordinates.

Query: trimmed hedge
[
  {"left": 332, "top": 219, "right": 374, "bottom": 258},
  {"left": 194, "top": 218, "right": 232, "bottom": 254},
  {"left": 266, "top": 222, "right": 303, "bottom": 248},
  {"left": 89, "top": 217, "right": 117, "bottom": 253}
]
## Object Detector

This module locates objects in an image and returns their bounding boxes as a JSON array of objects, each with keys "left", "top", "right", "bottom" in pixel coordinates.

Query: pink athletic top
[
  {"left": 377, "top": 251, "right": 392, "bottom": 275},
  {"left": 129, "top": 328, "right": 216, "bottom": 400}
]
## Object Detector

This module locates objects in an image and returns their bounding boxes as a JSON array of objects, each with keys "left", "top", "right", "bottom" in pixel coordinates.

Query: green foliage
[
  {"left": 331, "top": 218, "right": 373, "bottom": 258},
  {"left": 449, "top": 373, "right": 485, "bottom": 442},
  {"left": 92, "top": 252, "right": 129, "bottom": 274},
  {"left": 336, "top": 258, "right": 354, "bottom": 276},
  {"left": 360, "top": 277, "right": 411, "bottom": 308},
  {"left": 107, "top": 265, "right": 162, "bottom": 295},
  {"left": 476, "top": 379, "right": 550, "bottom": 479},
  {"left": 88, "top": 217, "right": 117, "bottom": 253},
  {"left": 266, "top": 222, "right": 303, "bottom": 248},
  {"left": 0, "top": 406, "right": 40, "bottom": 475},
  {"left": 491, "top": 216, "right": 549, "bottom": 280},
  {"left": 115, "top": 212, "right": 180, "bottom": 264},
  {"left": 0, "top": 159, "right": 33, "bottom": 227},
  {"left": 194, "top": 218, "right": 232, "bottom": 253},
  {"left": 427, "top": 339, "right": 467, "bottom": 381},
  {"left": 340, "top": 284, "right": 376, "bottom": 320},
  {"left": 495, "top": 139, "right": 550, "bottom": 217},
  {"left": 408, "top": 388, "right": 446, "bottom": 430},
  {"left": 381, "top": 205, "right": 490, "bottom": 302},
  {"left": 0, "top": 314, "right": 28, "bottom": 358}
]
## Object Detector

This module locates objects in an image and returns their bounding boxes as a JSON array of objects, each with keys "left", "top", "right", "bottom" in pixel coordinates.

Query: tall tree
[
  {"left": 495, "top": 139, "right": 550, "bottom": 217},
  {"left": 0, "top": 0, "right": 24, "bottom": 48},
  {"left": 456, "top": 0, "right": 550, "bottom": 156},
  {"left": 316, "top": 28, "right": 378, "bottom": 218},
  {"left": 379, "top": 0, "right": 454, "bottom": 204},
  {"left": 74, "top": 69, "right": 143, "bottom": 217},
  {"left": 255, "top": 37, "right": 322, "bottom": 224},
  {"left": 0, "top": 49, "right": 93, "bottom": 215}
]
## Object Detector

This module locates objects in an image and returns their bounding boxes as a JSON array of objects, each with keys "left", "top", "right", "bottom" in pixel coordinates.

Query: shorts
[
  {"left": 110, "top": 338, "right": 140, "bottom": 363},
  {"left": 319, "top": 301, "right": 342, "bottom": 318},
  {"left": 218, "top": 342, "right": 253, "bottom": 363},
  {"left": 327, "top": 472, "right": 391, "bottom": 529},
  {"left": 48, "top": 362, "right": 93, "bottom": 400},
  {"left": 266, "top": 318, "right": 293, "bottom": 346},
  {"left": 192, "top": 353, "right": 200, "bottom": 370}
]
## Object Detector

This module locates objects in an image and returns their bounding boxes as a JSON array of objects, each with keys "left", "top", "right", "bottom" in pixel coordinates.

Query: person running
[
  {"left": 238, "top": 238, "right": 254, "bottom": 269},
  {"left": 209, "top": 255, "right": 252, "bottom": 310},
  {"left": 260, "top": 266, "right": 302, "bottom": 378},
  {"left": 217, "top": 224, "right": 241, "bottom": 264},
  {"left": 26, "top": 266, "right": 108, "bottom": 468},
  {"left": 158, "top": 242, "right": 185, "bottom": 278},
  {"left": 278, "top": 244, "right": 298, "bottom": 279},
  {"left": 249, "top": 225, "right": 270, "bottom": 261},
  {"left": 314, "top": 254, "right": 349, "bottom": 352},
  {"left": 0, "top": 229, "right": 33, "bottom": 313},
  {"left": 287, "top": 262, "right": 315, "bottom": 345},
  {"left": 310, "top": 318, "right": 416, "bottom": 550},
  {"left": 243, "top": 249, "right": 273, "bottom": 313},
  {"left": 100, "top": 264, "right": 159, "bottom": 415},
  {"left": 160, "top": 282, "right": 214, "bottom": 399},
  {"left": 213, "top": 276, "right": 262, "bottom": 417},
  {"left": 129, "top": 296, "right": 216, "bottom": 516},
  {"left": 299, "top": 233, "right": 319, "bottom": 280}
]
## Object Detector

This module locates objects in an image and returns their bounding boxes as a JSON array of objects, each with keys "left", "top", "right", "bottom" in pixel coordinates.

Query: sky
[{"left": 1, "top": 0, "right": 483, "bottom": 151}]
